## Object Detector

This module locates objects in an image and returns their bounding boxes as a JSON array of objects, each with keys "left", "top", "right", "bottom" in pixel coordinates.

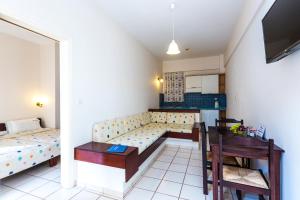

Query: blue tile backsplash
[{"left": 159, "top": 93, "right": 226, "bottom": 110}]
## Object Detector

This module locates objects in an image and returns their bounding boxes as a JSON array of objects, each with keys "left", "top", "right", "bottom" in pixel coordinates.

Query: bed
[{"left": 0, "top": 119, "right": 60, "bottom": 179}]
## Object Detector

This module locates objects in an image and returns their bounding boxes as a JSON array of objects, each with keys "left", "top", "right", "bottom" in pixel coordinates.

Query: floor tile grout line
[
  {"left": 3, "top": 173, "right": 61, "bottom": 194},
  {"left": 178, "top": 147, "right": 192, "bottom": 199},
  {"left": 63, "top": 186, "right": 86, "bottom": 200},
  {"left": 150, "top": 147, "right": 179, "bottom": 200},
  {"left": 125, "top": 146, "right": 172, "bottom": 200},
  {"left": 2, "top": 183, "right": 46, "bottom": 200},
  {"left": 5, "top": 144, "right": 209, "bottom": 200},
  {"left": 142, "top": 173, "right": 204, "bottom": 189}
]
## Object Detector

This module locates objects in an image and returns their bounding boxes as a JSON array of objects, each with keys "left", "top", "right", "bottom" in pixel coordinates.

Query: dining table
[{"left": 208, "top": 126, "right": 284, "bottom": 200}]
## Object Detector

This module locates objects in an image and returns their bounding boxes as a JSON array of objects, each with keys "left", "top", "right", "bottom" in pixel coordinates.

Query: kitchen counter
[{"left": 159, "top": 106, "right": 226, "bottom": 111}]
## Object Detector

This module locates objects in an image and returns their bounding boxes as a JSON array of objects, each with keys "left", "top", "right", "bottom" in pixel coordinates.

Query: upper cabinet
[
  {"left": 185, "top": 74, "right": 219, "bottom": 93},
  {"left": 201, "top": 75, "right": 218, "bottom": 93},
  {"left": 185, "top": 76, "right": 202, "bottom": 93}
]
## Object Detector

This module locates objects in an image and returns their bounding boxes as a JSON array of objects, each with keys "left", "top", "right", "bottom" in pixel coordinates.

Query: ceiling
[
  {"left": 96, "top": 0, "right": 245, "bottom": 60},
  {"left": 0, "top": 20, "right": 55, "bottom": 45}
]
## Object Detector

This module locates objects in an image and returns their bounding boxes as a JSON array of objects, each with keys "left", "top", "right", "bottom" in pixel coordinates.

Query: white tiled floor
[
  {"left": 0, "top": 143, "right": 259, "bottom": 200},
  {"left": 0, "top": 159, "right": 116, "bottom": 200},
  {"left": 124, "top": 144, "right": 233, "bottom": 200}
]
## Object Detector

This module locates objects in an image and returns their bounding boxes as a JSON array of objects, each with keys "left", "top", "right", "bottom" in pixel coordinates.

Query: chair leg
[
  {"left": 203, "top": 178, "right": 208, "bottom": 195},
  {"left": 236, "top": 190, "right": 242, "bottom": 200}
]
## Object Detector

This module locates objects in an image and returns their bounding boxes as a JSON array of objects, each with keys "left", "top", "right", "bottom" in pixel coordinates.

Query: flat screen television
[{"left": 262, "top": 0, "right": 300, "bottom": 63}]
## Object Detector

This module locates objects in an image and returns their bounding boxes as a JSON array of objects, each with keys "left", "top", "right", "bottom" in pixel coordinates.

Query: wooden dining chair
[
  {"left": 215, "top": 118, "right": 244, "bottom": 128},
  {"left": 200, "top": 122, "right": 240, "bottom": 195},
  {"left": 215, "top": 118, "right": 250, "bottom": 168},
  {"left": 218, "top": 134, "right": 274, "bottom": 200}
]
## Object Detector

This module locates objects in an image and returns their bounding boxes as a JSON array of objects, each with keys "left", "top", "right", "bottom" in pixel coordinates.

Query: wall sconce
[
  {"left": 36, "top": 102, "right": 44, "bottom": 108},
  {"left": 158, "top": 77, "right": 164, "bottom": 83},
  {"left": 33, "top": 96, "right": 48, "bottom": 108}
]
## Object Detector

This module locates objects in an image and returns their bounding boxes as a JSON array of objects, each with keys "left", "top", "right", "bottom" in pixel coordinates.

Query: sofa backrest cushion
[
  {"left": 123, "top": 114, "right": 143, "bottom": 132},
  {"left": 140, "top": 112, "right": 151, "bottom": 126},
  {"left": 167, "top": 112, "right": 195, "bottom": 125},
  {"left": 150, "top": 112, "right": 167, "bottom": 123},
  {"left": 93, "top": 118, "right": 126, "bottom": 143}
]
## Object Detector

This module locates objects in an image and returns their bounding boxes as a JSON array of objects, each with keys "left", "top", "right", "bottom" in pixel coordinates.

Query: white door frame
[{"left": 0, "top": 14, "right": 74, "bottom": 188}]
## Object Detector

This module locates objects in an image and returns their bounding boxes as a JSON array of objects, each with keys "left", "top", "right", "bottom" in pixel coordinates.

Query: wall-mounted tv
[{"left": 262, "top": 0, "right": 300, "bottom": 63}]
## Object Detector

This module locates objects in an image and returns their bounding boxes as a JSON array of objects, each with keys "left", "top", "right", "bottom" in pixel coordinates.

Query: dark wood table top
[
  {"left": 208, "top": 126, "right": 284, "bottom": 153},
  {"left": 74, "top": 142, "right": 138, "bottom": 156}
]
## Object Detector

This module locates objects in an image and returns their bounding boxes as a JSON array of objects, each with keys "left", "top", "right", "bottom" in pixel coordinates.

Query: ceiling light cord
[
  {"left": 172, "top": 9, "right": 175, "bottom": 40},
  {"left": 166, "top": 2, "right": 180, "bottom": 55},
  {"left": 171, "top": 3, "right": 175, "bottom": 40}
]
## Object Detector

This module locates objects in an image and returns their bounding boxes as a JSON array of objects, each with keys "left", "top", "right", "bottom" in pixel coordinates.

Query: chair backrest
[
  {"left": 200, "top": 122, "right": 209, "bottom": 194},
  {"left": 218, "top": 134, "right": 274, "bottom": 199},
  {"left": 215, "top": 118, "right": 244, "bottom": 127}
]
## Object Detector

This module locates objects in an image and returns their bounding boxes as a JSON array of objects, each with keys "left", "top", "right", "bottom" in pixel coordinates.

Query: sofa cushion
[
  {"left": 167, "top": 124, "right": 193, "bottom": 133},
  {"left": 107, "top": 127, "right": 165, "bottom": 154},
  {"left": 143, "top": 123, "right": 168, "bottom": 132},
  {"left": 150, "top": 112, "right": 167, "bottom": 123},
  {"left": 167, "top": 112, "right": 195, "bottom": 125},
  {"left": 140, "top": 112, "right": 151, "bottom": 126},
  {"left": 93, "top": 119, "right": 126, "bottom": 143},
  {"left": 123, "top": 114, "right": 143, "bottom": 132}
]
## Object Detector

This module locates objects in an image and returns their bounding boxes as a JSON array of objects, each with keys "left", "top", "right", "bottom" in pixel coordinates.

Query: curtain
[{"left": 164, "top": 72, "right": 185, "bottom": 102}]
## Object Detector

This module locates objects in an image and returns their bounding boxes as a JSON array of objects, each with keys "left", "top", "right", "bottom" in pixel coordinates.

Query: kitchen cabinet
[
  {"left": 201, "top": 75, "right": 218, "bottom": 93},
  {"left": 185, "top": 75, "right": 218, "bottom": 93},
  {"left": 185, "top": 76, "right": 202, "bottom": 92}
]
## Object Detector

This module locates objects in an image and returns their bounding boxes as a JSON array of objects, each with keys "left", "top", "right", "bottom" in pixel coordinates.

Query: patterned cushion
[
  {"left": 143, "top": 123, "right": 169, "bottom": 132},
  {"left": 123, "top": 114, "right": 142, "bottom": 132},
  {"left": 167, "top": 112, "right": 195, "bottom": 125},
  {"left": 107, "top": 127, "right": 165, "bottom": 154},
  {"left": 140, "top": 112, "right": 151, "bottom": 126},
  {"left": 93, "top": 111, "right": 196, "bottom": 144},
  {"left": 223, "top": 166, "right": 269, "bottom": 189},
  {"left": 93, "top": 119, "right": 126, "bottom": 143},
  {"left": 166, "top": 124, "right": 193, "bottom": 133},
  {"left": 150, "top": 112, "right": 167, "bottom": 123}
]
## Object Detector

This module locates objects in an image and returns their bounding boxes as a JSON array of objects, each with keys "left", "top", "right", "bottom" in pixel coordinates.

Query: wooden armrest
[{"left": 192, "top": 123, "right": 200, "bottom": 141}]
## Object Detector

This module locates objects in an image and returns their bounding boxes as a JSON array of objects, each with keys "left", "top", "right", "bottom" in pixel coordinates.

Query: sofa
[
  {"left": 75, "top": 110, "right": 200, "bottom": 198},
  {"left": 92, "top": 110, "right": 200, "bottom": 155}
]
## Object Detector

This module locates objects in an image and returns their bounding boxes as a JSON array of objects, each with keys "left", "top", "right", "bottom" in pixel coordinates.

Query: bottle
[{"left": 214, "top": 98, "right": 219, "bottom": 109}]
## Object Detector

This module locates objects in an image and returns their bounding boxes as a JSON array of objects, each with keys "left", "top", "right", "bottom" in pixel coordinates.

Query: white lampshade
[{"left": 166, "top": 40, "right": 180, "bottom": 55}]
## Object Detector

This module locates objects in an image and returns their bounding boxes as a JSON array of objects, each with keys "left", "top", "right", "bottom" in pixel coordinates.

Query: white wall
[
  {"left": 0, "top": 33, "right": 41, "bottom": 122},
  {"left": 163, "top": 55, "right": 224, "bottom": 74},
  {"left": 0, "top": 33, "right": 57, "bottom": 128},
  {"left": 39, "top": 43, "right": 57, "bottom": 128},
  {"left": 0, "top": 0, "right": 161, "bottom": 187},
  {"left": 225, "top": 0, "right": 300, "bottom": 199},
  {"left": 224, "top": 0, "right": 264, "bottom": 64}
]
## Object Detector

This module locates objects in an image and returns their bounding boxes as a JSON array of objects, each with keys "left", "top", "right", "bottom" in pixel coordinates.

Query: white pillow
[
  {"left": 0, "top": 131, "right": 7, "bottom": 136},
  {"left": 6, "top": 118, "right": 41, "bottom": 134}
]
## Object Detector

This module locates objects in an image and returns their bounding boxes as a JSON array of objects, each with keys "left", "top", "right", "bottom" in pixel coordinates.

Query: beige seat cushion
[
  {"left": 166, "top": 123, "right": 193, "bottom": 133},
  {"left": 143, "top": 123, "right": 168, "bottom": 133},
  {"left": 223, "top": 166, "right": 269, "bottom": 189},
  {"left": 207, "top": 151, "right": 212, "bottom": 161},
  {"left": 107, "top": 126, "right": 165, "bottom": 154}
]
